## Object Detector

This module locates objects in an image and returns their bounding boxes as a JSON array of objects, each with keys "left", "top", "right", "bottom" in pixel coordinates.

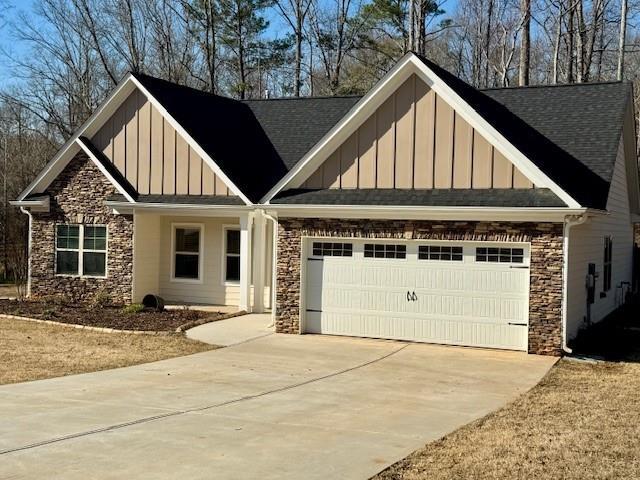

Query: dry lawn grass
[
  {"left": 0, "top": 318, "right": 216, "bottom": 385},
  {"left": 375, "top": 359, "right": 640, "bottom": 480}
]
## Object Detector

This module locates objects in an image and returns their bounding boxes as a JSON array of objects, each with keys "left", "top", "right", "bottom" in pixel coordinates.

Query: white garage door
[{"left": 303, "top": 239, "right": 530, "bottom": 351}]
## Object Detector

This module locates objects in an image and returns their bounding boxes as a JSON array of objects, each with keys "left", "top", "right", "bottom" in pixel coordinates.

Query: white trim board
[{"left": 260, "top": 52, "right": 581, "bottom": 209}]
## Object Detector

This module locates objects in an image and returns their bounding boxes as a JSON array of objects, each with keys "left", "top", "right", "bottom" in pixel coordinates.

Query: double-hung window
[
  {"left": 55, "top": 224, "right": 107, "bottom": 277},
  {"left": 173, "top": 225, "right": 202, "bottom": 281},
  {"left": 224, "top": 228, "right": 241, "bottom": 283}
]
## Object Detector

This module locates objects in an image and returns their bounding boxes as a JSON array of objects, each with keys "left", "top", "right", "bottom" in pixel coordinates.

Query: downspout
[
  {"left": 19, "top": 207, "right": 33, "bottom": 298},
  {"left": 562, "top": 213, "right": 589, "bottom": 354},
  {"left": 262, "top": 210, "right": 278, "bottom": 329}
]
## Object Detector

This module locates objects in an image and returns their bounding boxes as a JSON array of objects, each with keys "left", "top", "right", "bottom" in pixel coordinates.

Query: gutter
[{"left": 561, "top": 213, "right": 590, "bottom": 354}]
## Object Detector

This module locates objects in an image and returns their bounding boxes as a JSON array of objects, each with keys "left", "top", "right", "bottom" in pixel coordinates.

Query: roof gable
[
  {"left": 262, "top": 53, "right": 584, "bottom": 208},
  {"left": 18, "top": 74, "right": 249, "bottom": 204},
  {"left": 299, "top": 73, "right": 537, "bottom": 192}
]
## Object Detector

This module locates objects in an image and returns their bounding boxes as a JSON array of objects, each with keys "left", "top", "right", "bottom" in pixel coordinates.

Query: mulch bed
[{"left": 0, "top": 299, "right": 220, "bottom": 332}]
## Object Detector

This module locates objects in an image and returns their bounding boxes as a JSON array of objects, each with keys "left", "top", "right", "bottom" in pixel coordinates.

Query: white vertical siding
[
  {"left": 566, "top": 137, "right": 634, "bottom": 339},
  {"left": 132, "top": 213, "right": 161, "bottom": 302}
]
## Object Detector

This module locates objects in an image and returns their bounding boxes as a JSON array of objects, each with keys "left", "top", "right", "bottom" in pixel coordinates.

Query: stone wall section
[
  {"left": 276, "top": 218, "right": 564, "bottom": 355},
  {"left": 30, "top": 153, "right": 133, "bottom": 304}
]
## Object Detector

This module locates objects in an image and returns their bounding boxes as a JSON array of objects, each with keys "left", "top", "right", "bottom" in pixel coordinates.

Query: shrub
[
  {"left": 42, "top": 307, "right": 59, "bottom": 319},
  {"left": 90, "top": 288, "right": 111, "bottom": 308},
  {"left": 122, "top": 303, "right": 145, "bottom": 314}
]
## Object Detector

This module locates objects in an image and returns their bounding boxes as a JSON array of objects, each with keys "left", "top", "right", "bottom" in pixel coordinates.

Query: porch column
[
  {"left": 252, "top": 211, "right": 267, "bottom": 313},
  {"left": 239, "top": 213, "right": 253, "bottom": 312}
]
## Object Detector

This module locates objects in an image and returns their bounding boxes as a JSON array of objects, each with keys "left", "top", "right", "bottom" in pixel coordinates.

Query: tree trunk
[
  {"left": 618, "top": 0, "right": 628, "bottom": 80},
  {"left": 519, "top": 0, "right": 530, "bottom": 86},
  {"left": 552, "top": 2, "right": 563, "bottom": 84}
]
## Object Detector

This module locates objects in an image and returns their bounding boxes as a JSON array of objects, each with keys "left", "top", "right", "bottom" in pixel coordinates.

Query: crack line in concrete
[{"left": 0, "top": 343, "right": 410, "bottom": 456}]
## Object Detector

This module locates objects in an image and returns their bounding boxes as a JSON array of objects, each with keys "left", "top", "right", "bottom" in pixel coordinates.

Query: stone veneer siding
[
  {"left": 29, "top": 153, "right": 133, "bottom": 304},
  {"left": 276, "top": 218, "right": 564, "bottom": 356}
]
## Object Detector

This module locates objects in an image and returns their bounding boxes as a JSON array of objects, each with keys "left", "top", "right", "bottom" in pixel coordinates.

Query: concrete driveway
[{"left": 0, "top": 323, "right": 556, "bottom": 479}]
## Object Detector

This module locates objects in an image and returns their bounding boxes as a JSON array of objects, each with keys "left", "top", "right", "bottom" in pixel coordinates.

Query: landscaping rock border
[{"left": 0, "top": 310, "right": 247, "bottom": 336}]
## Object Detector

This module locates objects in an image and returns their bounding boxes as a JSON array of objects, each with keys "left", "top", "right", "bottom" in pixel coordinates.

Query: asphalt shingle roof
[
  {"left": 108, "top": 194, "right": 245, "bottom": 205},
  {"left": 134, "top": 60, "right": 632, "bottom": 209},
  {"left": 242, "top": 97, "right": 360, "bottom": 170},
  {"left": 272, "top": 188, "right": 566, "bottom": 207}
]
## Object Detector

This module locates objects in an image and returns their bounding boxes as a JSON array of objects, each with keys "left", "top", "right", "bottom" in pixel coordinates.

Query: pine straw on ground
[
  {"left": 0, "top": 318, "right": 216, "bottom": 385},
  {"left": 375, "top": 358, "right": 640, "bottom": 480}
]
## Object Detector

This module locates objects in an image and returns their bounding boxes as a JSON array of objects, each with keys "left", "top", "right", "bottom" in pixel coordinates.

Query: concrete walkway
[
  {"left": 0, "top": 333, "right": 557, "bottom": 480},
  {"left": 187, "top": 313, "right": 273, "bottom": 345}
]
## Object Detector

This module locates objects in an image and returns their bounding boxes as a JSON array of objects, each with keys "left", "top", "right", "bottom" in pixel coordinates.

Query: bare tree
[{"left": 274, "top": 0, "right": 312, "bottom": 95}]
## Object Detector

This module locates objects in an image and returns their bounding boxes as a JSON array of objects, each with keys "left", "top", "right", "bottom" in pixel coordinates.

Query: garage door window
[
  {"left": 364, "top": 243, "right": 406, "bottom": 259},
  {"left": 475, "top": 247, "right": 524, "bottom": 263},
  {"left": 312, "top": 242, "right": 353, "bottom": 257},
  {"left": 418, "top": 245, "right": 463, "bottom": 261}
]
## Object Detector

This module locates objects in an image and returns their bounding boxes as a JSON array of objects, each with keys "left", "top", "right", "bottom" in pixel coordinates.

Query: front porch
[{"left": 122, "top": 204, "right": 274, "bottom": 313}]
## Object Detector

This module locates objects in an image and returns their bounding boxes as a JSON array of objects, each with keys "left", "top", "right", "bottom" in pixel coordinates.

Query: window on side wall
[
  {"left": 603, "top": 236, "right": 613, "bottom": 292},
  {"left": 55, "top": 224, "right": 107, "bottom": 277},
  {"left": 173, "top": 226, "right": 202, "bottom": 281},
  {"left": 224, "top": 228, "right": 240, "bottom": 283}
]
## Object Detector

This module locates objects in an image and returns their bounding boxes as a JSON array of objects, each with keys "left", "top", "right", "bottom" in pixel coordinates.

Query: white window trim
[
  {"left": 55, "top": 224, "right": 108, "bottom": 279},
  {"left": 222, "top": 224, "right": 241, "bottom": 286},
  {"left": 170, "top": 223, "right": 205, "bottom": 284}
]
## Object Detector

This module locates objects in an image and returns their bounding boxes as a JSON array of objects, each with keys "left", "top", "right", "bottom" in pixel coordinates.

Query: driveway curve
[{"left": 0, "top": 332, "right": 556, "bottom": 479}]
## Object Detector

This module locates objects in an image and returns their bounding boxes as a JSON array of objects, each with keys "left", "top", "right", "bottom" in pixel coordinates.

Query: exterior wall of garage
[{"left": 275, "top": 219, "right": 564, "bottom": 355}]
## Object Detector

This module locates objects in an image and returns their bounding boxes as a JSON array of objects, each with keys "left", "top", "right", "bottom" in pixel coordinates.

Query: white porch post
[
  {"left": 239, "top": 213, "right": 253, "bottom": 312},
  {"left": 252, "top": 211, "right": 267, "bottom": 313}
]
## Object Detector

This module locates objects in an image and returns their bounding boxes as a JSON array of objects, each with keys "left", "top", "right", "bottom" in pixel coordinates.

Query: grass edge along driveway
[{"left": 0, "top": 317, "right": 216, "bottom": 385}]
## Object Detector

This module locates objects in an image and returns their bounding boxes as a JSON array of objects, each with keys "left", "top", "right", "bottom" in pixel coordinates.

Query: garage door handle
[
  {"left": 407, "top": 291, "right": 417, "bottom": 302},
  {"left": 509, "top": 266, "right": 529, "bottom": 269},
  {"left": 508, "top": 322, "right": 527, "bottom": 326}
]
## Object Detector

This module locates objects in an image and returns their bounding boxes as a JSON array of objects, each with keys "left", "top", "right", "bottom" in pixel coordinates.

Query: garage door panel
[
  {"left": 304, "top": 239, "right": 529, "bottom": 351},
  {"left": 306, "top": 311, "right": 527, "bottom": 350}
]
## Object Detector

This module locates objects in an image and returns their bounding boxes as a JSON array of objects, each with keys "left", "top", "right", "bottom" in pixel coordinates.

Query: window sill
[
  {"left": 170, "top": 277, "right": 203, "bottom": 285},
  {"left": 55, "top": 274, "right": 107, "bottom": 279}
]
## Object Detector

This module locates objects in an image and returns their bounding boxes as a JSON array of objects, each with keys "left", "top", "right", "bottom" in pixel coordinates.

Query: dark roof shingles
[
  {"left": 108, "top": 194, "right": 245, "bottom": 205},
  {"left": 272, "top": 188, "right": 566, "bottom": 207}
]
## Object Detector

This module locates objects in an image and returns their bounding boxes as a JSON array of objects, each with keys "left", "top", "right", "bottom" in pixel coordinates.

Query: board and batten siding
[
  {"left": 302, "top": 74, "right": 535, "bottom": 190},
  {"left": 92, "top": 88, "right": 230, "bottom": 196},
  {"left": 566, "top": 137, "right": 634, "bottom": 340}
]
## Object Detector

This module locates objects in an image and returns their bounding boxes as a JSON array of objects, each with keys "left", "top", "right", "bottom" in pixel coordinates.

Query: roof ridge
[
  {"left": 242, "top": 94, "right": 362, "bottom": 102},
  {"left": 481, "top": 80, "right": 625, "bottom": 91}
]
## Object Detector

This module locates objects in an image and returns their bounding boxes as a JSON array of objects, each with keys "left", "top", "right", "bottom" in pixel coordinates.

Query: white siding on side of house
[
  {"left": 132, "top": 213, "right": 161, "bottom": 302},
  {"left": 566, "top": 137, "right": 634, "bottom": 340}
]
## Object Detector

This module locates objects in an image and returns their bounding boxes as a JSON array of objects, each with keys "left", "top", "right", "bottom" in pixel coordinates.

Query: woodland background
[{"left": 0, "top": 0, "right": 638, "bottom": 279}]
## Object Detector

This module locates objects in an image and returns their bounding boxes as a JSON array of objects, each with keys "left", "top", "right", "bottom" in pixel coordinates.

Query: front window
[
  {"left": 55, "top": 224, "right": 107, "bottom": 277},
  {"left": 173, "top": 226, "right": 202, "bottom": 280},
  {"left": 225, "top": 228, "right": 240, "bottom": 283}
]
